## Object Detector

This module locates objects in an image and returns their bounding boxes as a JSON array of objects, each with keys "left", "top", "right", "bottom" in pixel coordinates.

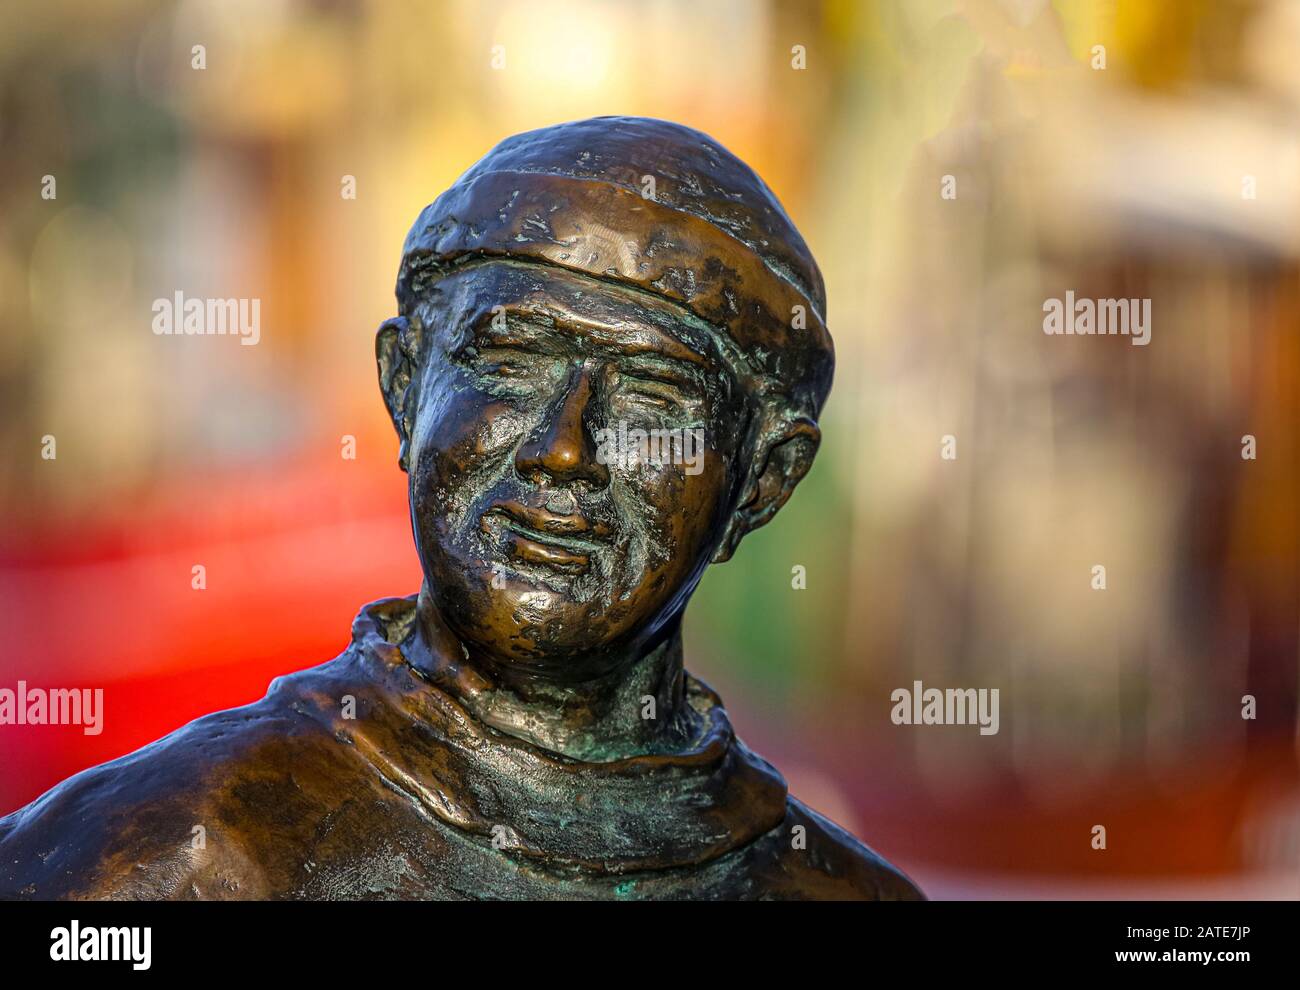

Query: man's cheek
[
  {"left": 641, "top": 445, "right": 726, "bottom": 504},
  {"left": 415, "top": 396, "right": 523, "bottom": 479},
  {"left": 621, "top": 459, "right": 727, "bottom": 564},
  {"left": 680, "top": 459, "right": 731, "bottom": 541}
]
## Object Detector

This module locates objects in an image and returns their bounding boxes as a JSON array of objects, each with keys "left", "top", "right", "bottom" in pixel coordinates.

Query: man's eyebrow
[
  {"left": 464, "top": 308, "right": 545, "bottom": 342},
  {"left": 615, "top": 351, "right": 704, "bottom": 384}
]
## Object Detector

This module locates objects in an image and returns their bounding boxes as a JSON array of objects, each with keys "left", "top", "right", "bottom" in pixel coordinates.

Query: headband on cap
[{"left": 397, "top": 116, "right": 833, "bottom": 417}]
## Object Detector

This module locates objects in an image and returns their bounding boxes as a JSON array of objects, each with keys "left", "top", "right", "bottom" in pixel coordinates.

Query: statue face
[{"left": 402, "top": 261, "right": 752, "bottom": 680}]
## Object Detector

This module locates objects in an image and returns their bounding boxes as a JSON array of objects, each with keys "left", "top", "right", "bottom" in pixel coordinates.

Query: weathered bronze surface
[{"left": 0, "top": 117, "right": 922, "bottom": 900}]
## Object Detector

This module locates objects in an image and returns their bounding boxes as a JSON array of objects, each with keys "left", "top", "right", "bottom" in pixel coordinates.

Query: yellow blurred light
[{"left": 490, "top": 0, "right": 623, "bottom": 116}]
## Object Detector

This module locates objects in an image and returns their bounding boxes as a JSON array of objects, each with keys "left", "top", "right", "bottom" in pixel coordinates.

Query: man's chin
[{"left": 434, "top": 578, "right": 652, "bottom": 659}]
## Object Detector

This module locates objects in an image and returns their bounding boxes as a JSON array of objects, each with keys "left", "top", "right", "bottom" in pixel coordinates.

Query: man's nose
[{"left": 514, "top": 364, "right": 611, "bottom": 488}]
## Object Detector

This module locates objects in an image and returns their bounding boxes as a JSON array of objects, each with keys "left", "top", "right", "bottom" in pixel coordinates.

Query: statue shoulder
[
  {"left": 764, "top": 797, "right": 925, "bottom": 901},
  {"left": 0, "top": 651, "right": 361, "bottom": 901}
]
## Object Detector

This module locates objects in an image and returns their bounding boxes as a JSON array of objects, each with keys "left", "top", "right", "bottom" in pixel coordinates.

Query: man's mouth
[{"left": 479, "top": 500, "right": 611, "bottom": 575}]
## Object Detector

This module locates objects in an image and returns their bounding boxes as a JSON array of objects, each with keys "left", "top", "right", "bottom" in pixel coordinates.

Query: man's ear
[
  {"left": 712, "top": 414, "right": 821, "bottom": 563},
  {"left": 375, "top": 315, "right": 418, "bottom": 472}
]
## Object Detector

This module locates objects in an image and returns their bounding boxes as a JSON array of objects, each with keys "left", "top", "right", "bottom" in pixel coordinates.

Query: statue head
[{"left": 377, "top": 116, "right": 833, "bottom": 683}]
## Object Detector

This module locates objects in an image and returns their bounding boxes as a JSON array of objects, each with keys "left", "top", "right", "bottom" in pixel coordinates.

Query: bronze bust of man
[{"left": 0, "top": 117, "right": 921, "bottom": 901}]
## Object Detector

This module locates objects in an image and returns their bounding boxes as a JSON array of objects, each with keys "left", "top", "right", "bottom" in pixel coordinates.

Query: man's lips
[{"left": 479, "top": 500, "right": 611, "bottom": 573}]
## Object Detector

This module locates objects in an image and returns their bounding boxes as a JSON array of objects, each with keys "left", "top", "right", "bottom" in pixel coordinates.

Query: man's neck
[{"left": 405, "top": 585, "right": 701, "bottom": 761}]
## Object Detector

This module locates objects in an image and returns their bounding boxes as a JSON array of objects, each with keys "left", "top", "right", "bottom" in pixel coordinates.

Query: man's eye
[
  {"left": 618, "top": 374, "right": 691, "bottom": 407},
  {"left": 624, "top": 386, "right": 668, "bottom": 404},
  {"left": 483, "top": 361, "right": 527, "bottom": 377},
  {"left": 472, "top": 347, "right": 534, "bottom": 378}
]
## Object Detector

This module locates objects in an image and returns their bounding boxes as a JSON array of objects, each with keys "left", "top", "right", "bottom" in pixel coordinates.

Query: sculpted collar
[{"left": 286, "top": 596, "right": 789, "bottom": 875}]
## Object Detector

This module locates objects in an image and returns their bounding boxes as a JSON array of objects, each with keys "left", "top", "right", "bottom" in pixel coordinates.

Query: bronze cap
[{"left": 398, "top": 116, "right": 833, "bottom": 416}]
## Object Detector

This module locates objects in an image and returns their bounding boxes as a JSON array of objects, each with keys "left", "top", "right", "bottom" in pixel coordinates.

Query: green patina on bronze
[{"left": 0, "top": 117, "right": 922, "bottom": 900}]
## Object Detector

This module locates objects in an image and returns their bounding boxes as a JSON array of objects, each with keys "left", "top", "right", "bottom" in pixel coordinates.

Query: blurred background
[{"left": 1, "top": 0, "right": 1298, "bottom": 898}]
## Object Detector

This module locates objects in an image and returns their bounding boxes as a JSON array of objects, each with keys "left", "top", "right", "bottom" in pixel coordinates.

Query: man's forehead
[
  {"left": 472, "top": 305, "right": 712, "bottom": 370},
  {"left": 425, "top": 261, "right": 722, "bottom": 368}
]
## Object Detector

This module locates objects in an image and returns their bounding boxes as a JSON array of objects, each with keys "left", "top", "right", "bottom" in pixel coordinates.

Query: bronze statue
[{"left": 0, "top": 117, "right": 921, "bottom": 900}]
